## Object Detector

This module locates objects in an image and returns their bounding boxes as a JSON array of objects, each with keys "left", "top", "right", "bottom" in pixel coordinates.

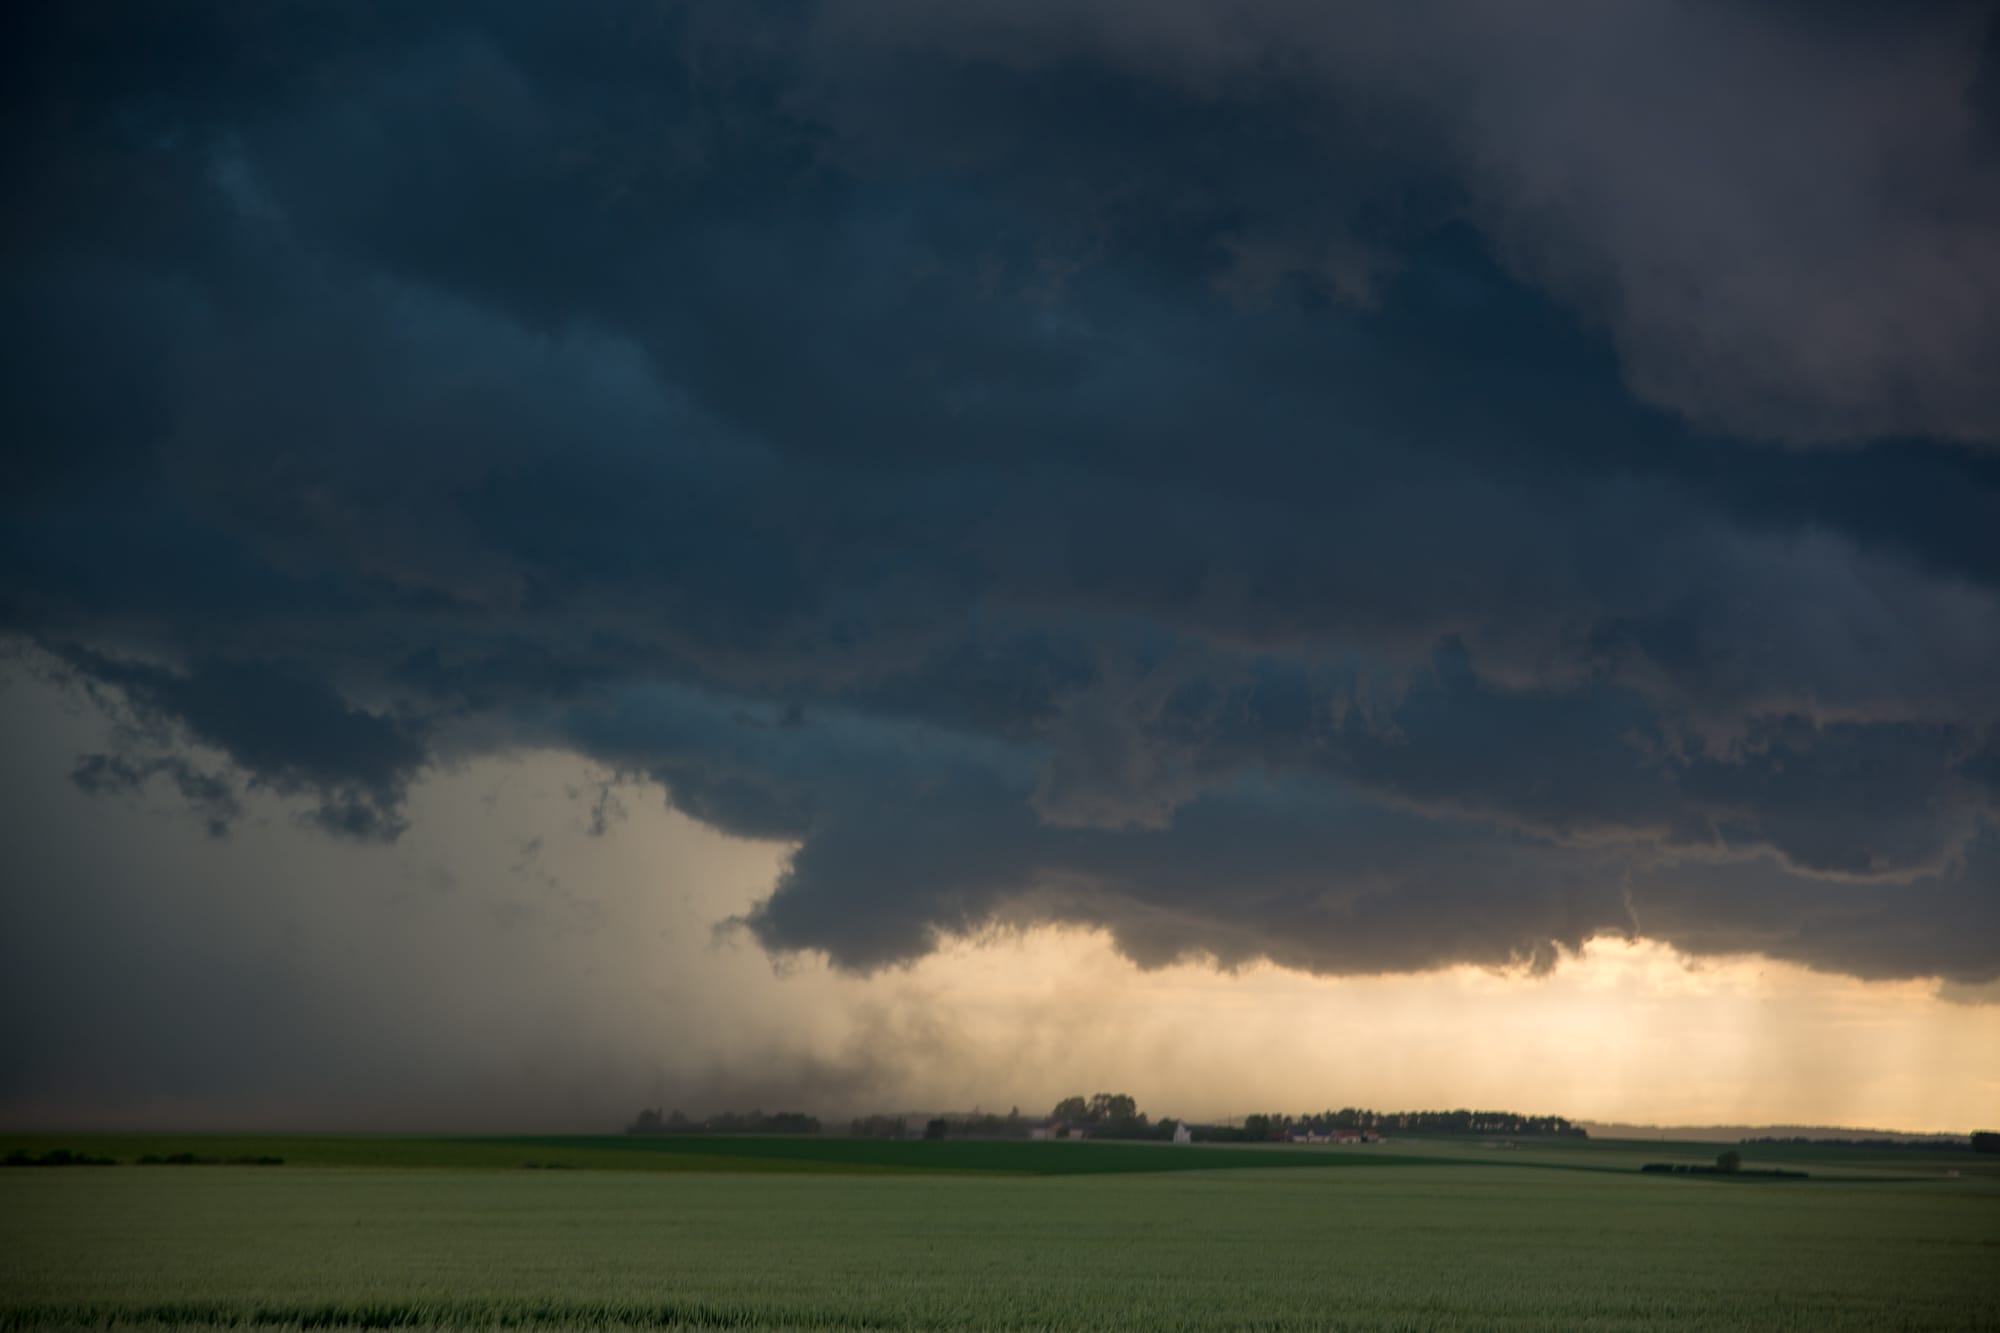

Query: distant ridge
[{"left": 1581, "top": 1122, "right": 1968, "bottom": 1144}]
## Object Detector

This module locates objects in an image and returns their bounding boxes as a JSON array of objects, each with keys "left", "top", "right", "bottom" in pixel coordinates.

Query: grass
[
  {"left": 10, "top": 1130, "right": 1989, "bottom": 1183},
  {"left": 2, "top": 1146, "right": 1997, "bottom": 1330},
  {"left": 0, "top": 1133, "right": 1447, "bottom": 1177},
  {"left": 0, "top": 1128, "right": 1504, "bottom": 1168},
  {"left": 501, "top": 1134, "right": 1450, "bottom": 1176}
]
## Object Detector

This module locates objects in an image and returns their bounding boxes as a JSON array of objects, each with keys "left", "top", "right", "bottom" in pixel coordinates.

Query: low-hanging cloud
[{"left": 4, "top": 0, "right": 1998, "bottom": 994}]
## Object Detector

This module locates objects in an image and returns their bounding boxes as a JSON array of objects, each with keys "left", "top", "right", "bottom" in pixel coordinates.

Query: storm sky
[{"left": 5, "top": 1, "right": 1999, "bottom": 1131}]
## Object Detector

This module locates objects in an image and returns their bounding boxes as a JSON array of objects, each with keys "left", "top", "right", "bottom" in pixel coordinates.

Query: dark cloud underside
[{"left": 5, "top": 0, "right": 1998, "bottom": 985}]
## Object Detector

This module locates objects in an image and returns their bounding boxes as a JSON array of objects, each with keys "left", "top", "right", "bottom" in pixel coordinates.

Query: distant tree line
[
  {"left": 855, "top": 1096, "right": 1583, "bottom": 1143},
  {"left": 851, "top": 1108, "right": 1045, "bottom": 1140},
  {"left": 1195, "top": 1108, "right": 1586, "bottom": 1142},
  {"left": 137, "top": 1152, "right": 285, "bottom": 1166},
  {"left": 4, "top": 1148, "right": 117, "bottom": 1167},
  {"left": 627, "top": 1108, "right": 820, "bottom": 1135},
  {"left": 1049, "top": 1093, "right": 1181, "bottom": 1141},
  {"left": 1970, "top": 1131, "right": 1997, "bottom": 1154},
  {"left": 634, "top": 1100, "right": 1588, "bottom": 1141},
  {"left": 1648, "top": 1144, "right": 1808, "bottom": 1176},
  {"left": 851, "top": 1095, "right": 1183, "bottom": 1141},
  {"left": 3, "top": 1148, "right": 283, "bottom": 1167}
]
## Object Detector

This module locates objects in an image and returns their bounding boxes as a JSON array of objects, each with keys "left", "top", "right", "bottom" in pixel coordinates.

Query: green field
[
  {"left": 3, "top": 1136, "right": 1996, "bottom": 1330},
  {"left": 0, "top": 1133, "right": 1444, "bottom": 1178}
]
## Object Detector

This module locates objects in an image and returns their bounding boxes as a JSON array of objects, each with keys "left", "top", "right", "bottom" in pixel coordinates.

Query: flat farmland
[
  {"left": 0, "top": 1133, "right": 1441, "bottom": 1177},
  {"left": 3, "top": 1140, "right": 1997, "bottom": 1331}
]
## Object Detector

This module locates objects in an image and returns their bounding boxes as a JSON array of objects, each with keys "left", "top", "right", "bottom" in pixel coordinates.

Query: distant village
[{"left": 628, "top": 1097, "right": 1587, "bottom": 1144}]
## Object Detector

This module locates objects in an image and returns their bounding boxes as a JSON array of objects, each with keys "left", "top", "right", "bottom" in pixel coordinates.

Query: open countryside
[
  {"left": 5, "top": 1131, "right": 1997, "bottom": 1331},
  {"left": 9, "top": 4, "right": 2000, "bottom": 1330}
]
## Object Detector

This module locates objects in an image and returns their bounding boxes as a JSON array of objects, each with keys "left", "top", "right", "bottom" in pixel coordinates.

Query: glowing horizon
[{"left": 7, "top": 670, "right": 1992, "bottom": 1137}]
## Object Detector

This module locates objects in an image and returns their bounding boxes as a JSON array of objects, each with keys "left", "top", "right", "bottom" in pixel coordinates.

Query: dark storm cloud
[
  {"left": 835, "top": 0, "right": 2000, "bottom": 445},
  {"left": 55, "top": 649, "right": 426, "bottom": 840},
  {"left": 4, "top": 1, "right": 1997, "bottom": 984}
]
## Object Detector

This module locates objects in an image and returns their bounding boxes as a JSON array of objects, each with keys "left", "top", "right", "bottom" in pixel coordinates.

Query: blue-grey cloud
[{"left": 4, "top": 0, "right": 1996, "bottom": 985}]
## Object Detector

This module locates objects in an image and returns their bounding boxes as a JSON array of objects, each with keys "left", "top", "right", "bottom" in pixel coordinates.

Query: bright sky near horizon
[{"left": 6, "top": 663, "right": 1993, "bottom": 1135}]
